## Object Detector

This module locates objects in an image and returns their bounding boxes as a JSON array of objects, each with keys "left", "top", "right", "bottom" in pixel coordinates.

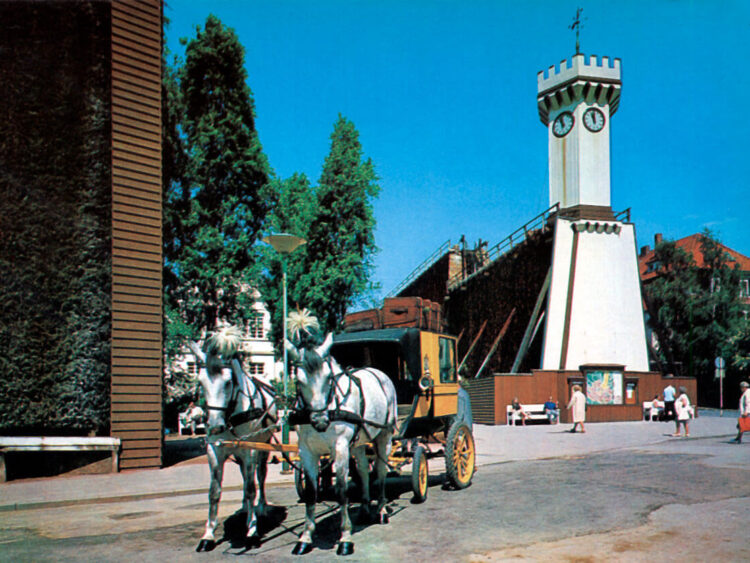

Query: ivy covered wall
[{"left": 0, "top": 2, "right": 112, "bottom": 435}]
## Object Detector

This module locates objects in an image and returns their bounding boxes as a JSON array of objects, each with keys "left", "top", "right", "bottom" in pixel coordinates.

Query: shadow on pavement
[{"left": 162, "top": 436, "right": 206, "bottom": 467}]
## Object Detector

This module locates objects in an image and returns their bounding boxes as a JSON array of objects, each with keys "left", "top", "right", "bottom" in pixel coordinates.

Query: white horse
[
  {"left": 188, "top": 328, "right": 278, "bottom": 552},
  {"left": 286, "top": 333, "right": 397, "bottom": 556}
]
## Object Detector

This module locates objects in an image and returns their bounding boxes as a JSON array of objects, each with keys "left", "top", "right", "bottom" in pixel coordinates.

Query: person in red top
[{"left": 732, "top": 381, "right": 750, "bottom": 444}]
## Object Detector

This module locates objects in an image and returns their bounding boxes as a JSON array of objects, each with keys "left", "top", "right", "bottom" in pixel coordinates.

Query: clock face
[
  {"left": 583, "top": 107, "right": 606, "bottom": 132},
  {"left": 552, "top": 111, "right": 574, "bottom": 138}
]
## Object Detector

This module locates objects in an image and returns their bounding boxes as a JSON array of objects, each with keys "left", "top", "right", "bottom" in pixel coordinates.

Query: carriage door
[{"left": 419, "top": 332, "right": 458, "bottom": 418}]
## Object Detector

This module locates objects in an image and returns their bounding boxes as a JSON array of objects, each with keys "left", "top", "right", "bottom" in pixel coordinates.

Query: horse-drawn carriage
[
  {"left": 190, "top": 309, "right": 475, "bottom": 556},
  {"left": 327, "top": 327, "right": 475, "bottom": 501}
]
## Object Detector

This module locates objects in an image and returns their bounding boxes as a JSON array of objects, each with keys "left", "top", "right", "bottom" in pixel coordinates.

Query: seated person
[
  {"left": 180, "top": 401, "right": 205, "bottom": 435},
  {"left": 650, "top": 395, "right": 663, "bottom": 421},
  {"left": 544, "top": 397, "right": 559, "bottom": 424},
  {"left": 511, "top": 397, "right": 530, "bottom": 426}
]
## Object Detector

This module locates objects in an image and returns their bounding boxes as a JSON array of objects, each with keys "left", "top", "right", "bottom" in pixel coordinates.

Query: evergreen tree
[
  {"left": 164, "top": 15, "right": 272, "bottom": 346},
  {"left": 643, "top": 229, "right": 747, "bottom": 405},
  {"left": 260, "top": 173, "right": 317, "bottom": 346},
  {"left": 301, "top": 115, "right": 380, "bottom": 333}
]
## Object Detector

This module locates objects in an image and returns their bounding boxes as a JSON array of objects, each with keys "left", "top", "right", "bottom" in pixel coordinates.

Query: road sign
[{"left": 715, "top": 357, "right": 725, "bottom": 369}]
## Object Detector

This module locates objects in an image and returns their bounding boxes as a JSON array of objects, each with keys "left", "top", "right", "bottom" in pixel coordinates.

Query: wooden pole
[
  {"left": 510, "top": 268, "right": 551, "bottom": 373},
  {"left": 475, "top": 308, "right": 516, "bottom": 378},
  {"left": 458, "top": 320, "right": 488, "bottom": 374}
]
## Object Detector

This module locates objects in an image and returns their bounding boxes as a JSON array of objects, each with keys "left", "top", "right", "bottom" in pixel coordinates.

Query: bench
[
  {"left": 506, "top": 404, "right": 555, "bottom": 425},
  {"left": 642, "top": 401, "right": 695, "bottom": 421},
  {"left": 0, "top": 436, "right": 121, "bottom": 482},
  {"left": 178, "top": 418, "right": 206, "bottom": 436},
  {"left": 642, "top": 401, "right": 663, "bottom": 421}
]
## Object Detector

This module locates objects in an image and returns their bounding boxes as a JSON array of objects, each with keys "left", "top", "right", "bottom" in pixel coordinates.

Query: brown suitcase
[
  {"left": 422, "top": 299, "right": 443, "bottom": 332},
  {"left": 343, "top": 308, "right": 382, "bottom": 332},
  {"left": 383, "top": 297, "right": 424, "bottom": 328}
]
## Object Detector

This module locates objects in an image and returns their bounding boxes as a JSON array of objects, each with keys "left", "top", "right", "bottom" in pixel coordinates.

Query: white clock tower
[
  {"left": 537, "top": 54, "right": 649, "bottom": 372},
  {"left": 538, "top": 54, "right": 621, "bottom": 218}
]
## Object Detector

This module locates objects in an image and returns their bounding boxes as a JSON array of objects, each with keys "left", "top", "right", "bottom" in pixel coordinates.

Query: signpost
[{"left": 715, "top": 356, "right": 726, "bottom": 416}]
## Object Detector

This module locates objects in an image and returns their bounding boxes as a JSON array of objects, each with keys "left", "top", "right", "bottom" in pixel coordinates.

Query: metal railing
[
  {"left": 385, "top": 239, "right": 452, "bottom": 298},
  {"left": 614, "top": 207, "right": 631, "bottom": 222},
  {"left": 447, "top": 203, "right": 559, "bottom": 291}
]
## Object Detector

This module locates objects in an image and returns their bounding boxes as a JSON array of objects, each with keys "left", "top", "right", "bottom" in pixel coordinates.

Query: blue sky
[{"left": 165, "top": 1, "right": 750, "bottom": 300}]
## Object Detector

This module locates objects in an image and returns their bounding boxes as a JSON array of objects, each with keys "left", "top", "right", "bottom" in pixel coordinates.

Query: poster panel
[{"left": 586, "top": 370, "right": 623, "bottom": 405}]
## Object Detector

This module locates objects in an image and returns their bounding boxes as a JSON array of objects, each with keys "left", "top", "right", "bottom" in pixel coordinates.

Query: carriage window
[{"left": 439, "top": 337, "right": 456, "bottom": 383}]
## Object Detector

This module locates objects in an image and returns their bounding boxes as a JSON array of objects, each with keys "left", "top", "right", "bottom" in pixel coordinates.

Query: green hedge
[{"left": 0, "top": 2, "right": 112, "bottom": 435}]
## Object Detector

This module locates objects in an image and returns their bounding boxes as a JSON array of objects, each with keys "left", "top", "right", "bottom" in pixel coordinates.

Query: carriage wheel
[
  {"left": 411, "top": 445, "right": 429, "bottom": 503},
  {"left": 445, "top": 421, "right": 475, "bottom": 489}
]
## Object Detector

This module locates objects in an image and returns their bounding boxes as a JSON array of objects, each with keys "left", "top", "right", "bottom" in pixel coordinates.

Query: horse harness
[
  {"left": 205, "top": 373, "right": 278, "bottom": 438},
  {"left": 291, "top": 359, "right": 392, "bottom": 444}
]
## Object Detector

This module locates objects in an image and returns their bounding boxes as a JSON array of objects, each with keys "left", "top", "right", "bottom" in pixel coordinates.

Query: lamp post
[{"left": 263, "top": 233, "right": 306, "bottom": 472}]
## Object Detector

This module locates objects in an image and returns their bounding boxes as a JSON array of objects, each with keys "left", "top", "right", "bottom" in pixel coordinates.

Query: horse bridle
[
  {"left": 293, "top": 358, "right": 392, "bottom": 433},
  {"left": 204, "top": 363, "right": 275, "bottom": 433}
]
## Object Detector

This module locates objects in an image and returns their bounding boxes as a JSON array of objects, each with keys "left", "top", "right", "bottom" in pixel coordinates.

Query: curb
[{"left": 0, "top": 477, "right": 296, "bottom": 513}]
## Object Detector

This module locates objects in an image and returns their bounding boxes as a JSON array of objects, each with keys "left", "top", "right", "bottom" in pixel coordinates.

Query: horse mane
[{"left": 300, "top": 342, "right": 324, "bottom": 375}]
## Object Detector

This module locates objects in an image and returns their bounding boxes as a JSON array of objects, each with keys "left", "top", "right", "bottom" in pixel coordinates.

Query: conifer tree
[
  {"left": 260, "top": 173, "right": 317, "bottom": 345},
  {"left": 301, "top": 115, "right": 380, "bottom": 332},
  {"left": 164, "top": 15, "right": 272, "bottom": 342}
]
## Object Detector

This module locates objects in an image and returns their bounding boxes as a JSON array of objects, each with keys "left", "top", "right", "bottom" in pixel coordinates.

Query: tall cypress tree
[
  {"left": 260, "top": 173, "right": 317, "bottom": 346},
  {"left": 164, "top": 15, "right": 272, "bottom": 342},
  {"left": 302, "top": 115, "right": 380, "bottom": 332}
]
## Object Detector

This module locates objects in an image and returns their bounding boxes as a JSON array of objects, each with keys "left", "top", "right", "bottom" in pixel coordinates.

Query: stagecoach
[
  {"left": 295, "top": 325, "right": 475, "bottom": 503},
  {"left": 191, "top": 305, "right": 475, "bottom": 554}
]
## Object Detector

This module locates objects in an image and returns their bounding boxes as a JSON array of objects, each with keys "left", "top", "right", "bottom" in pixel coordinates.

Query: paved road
[{"left": 1, "top": 415, "right": 748, "bottom": 561}]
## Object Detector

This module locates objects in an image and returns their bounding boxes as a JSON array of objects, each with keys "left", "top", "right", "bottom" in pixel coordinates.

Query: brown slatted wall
[
  {"left": 111, "top": 0, "right": 163, "bottom": 470},
  {"left": 465, "top": 378, "right": 496, "bottom": 424}
]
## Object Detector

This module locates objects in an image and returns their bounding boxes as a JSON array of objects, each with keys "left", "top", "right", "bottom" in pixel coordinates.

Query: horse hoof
[
  {"left": 379, "top": 512, "right": 389, "bottom": 525},
  {"left": 292, "top": 541, "right": 312, "bottom": 555},
  {"left": 196, "top": 539, "right": 216, "bottom": 552},
  {"left": 245, "top": 534, "right": 261, "bottom": 549},
  {"left": 337, "top": 541, "right": 354, "bottom": 556}
]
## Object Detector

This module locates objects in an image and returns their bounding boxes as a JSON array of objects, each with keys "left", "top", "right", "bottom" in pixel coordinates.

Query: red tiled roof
[{"left": 639, "top": 233, "right": 750, "bottom": 282}]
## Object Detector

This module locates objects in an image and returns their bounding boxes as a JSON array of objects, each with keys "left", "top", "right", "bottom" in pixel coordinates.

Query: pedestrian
[
  {"left": 567, "top": 385, "right": 586, "bottom": 433},
  {"left": 672, "top": 386, "right": 691, "bottom": 437},
  {"left": 731, "top": 381, "right": 750, "bottom": 444},
  {"left": 663, "top": 379, "right": 676, "bottom": 421},
  {"left": 511, "top": 397, "right": 529, "bottom": 426}
]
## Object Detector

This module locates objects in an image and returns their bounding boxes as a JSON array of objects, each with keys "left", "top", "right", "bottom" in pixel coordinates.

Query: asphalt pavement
[{"left": 1, "top": 409, "right": 745, "bottom": 513}]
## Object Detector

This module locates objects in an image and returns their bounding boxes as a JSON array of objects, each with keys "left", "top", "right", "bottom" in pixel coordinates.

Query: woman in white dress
[
  {"left": 672, "top": 386, "right": 691, "bottom": 437},
  {"left": 566, "top": 385, "right": 586, "bottom": 433}
]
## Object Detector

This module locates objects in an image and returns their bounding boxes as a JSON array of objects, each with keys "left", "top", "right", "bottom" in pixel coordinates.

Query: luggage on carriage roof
[
  {"left": 343, "top": 297, "right": 444, "bottom": 333},
  {"left": 382, "top": 297, "right": 442, "bottom": 331},
  {"left": 342, "top": 308, "right": 382, "bottom": 332}
]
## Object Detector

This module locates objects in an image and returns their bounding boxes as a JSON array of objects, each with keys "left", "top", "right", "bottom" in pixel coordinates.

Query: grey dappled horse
[
  {"left": 286, "top": 333, "right": 397, "bottom": 556},
  {"left": 188, "top": 328, "right": 278, "bottom": 552}
]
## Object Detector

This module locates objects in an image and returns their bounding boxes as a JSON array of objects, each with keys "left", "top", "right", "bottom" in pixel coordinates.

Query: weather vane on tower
[{"left": 569, "top": 7, "right": 585, "bottom": 55}]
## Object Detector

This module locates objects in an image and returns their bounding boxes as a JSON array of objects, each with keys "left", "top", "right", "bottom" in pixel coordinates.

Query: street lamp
[{"left": 263, "top": 233, "right": 306, "bottom": 472}]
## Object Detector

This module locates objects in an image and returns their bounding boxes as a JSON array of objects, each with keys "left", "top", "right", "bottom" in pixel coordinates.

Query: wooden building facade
[
  {"left": 110, "top": 0, "right": 163, "bottom": 470},
  {"left": 465, "top": 371, "right": 697, "bottom": 425}
]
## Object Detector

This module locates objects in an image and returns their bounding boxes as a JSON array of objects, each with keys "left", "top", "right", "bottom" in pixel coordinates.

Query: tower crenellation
[
  {"left": 538, "top": 54, "right": 621, "bottom": 89},
  {"left": 537, "top": 54, "right": 621, "bottom": 125}
]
